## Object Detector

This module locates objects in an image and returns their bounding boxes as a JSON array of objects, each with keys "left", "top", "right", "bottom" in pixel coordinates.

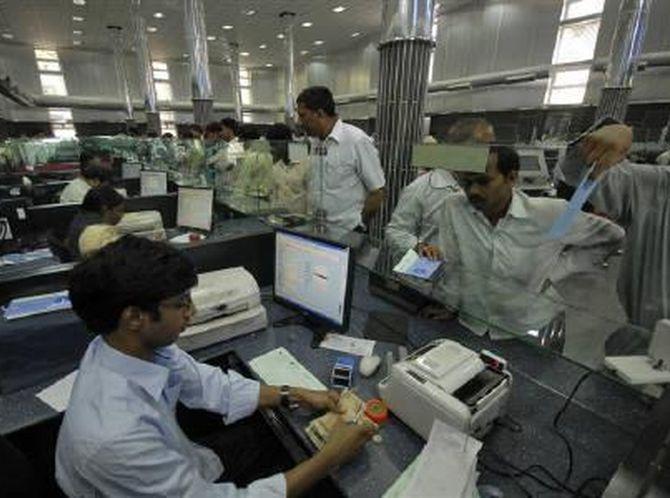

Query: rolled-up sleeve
[
  {"left": 355, "top": 138, "right": 386, "bottom": 192},
  {"left": 385, "top": 181, "right": 423, "bottom": 259},
  {"left": 171, "top": 347, "right": 260, "bottom": 424},
  {"left": 85, "top": 435, "right": 286, "bottom": 498}
]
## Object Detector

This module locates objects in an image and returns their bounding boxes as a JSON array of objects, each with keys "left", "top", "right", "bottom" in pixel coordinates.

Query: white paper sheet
[
  {"left": 249, "top": 347, "right": 327, "bottom": 391},
  {"left": 319, "top": 333, "right": 376, "bottom": 357},
  {"left": 36, "top": 370, "right": 78, "bottom": 412}
]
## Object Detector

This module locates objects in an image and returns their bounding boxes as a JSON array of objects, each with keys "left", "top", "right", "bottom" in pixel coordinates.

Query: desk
[{"left": 0, "top": 267, "right": 652, "bottom": 497}]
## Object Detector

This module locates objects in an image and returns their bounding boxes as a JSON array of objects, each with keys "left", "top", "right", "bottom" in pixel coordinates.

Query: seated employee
[
  {"left": 297, "top": 86, "right": 386, "bottom": 231},
  {"left": 65, "top": 186, "right": 125, "bottom": 260},
  {"left": 221, "top": 117, "right": 245, "bottom": 162},
  {"left": 385, "top": 118, "right": 495, "bottom": 261},
  {"left": 423, "top": 146, "right": 625, "bottom": 339},
  {"left": 556, "top": 121, "right": 670, "bottom": 333},
  {"left": 56, "top": 236, "right": 374, "bottom": 497},
  {"left": 60, "top": 152, "right": 111, "bottom": 204}
]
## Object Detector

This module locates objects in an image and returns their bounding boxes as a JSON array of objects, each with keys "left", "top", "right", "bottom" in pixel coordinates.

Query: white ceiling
[{"left": 0, "top": 0, "right": 384, "bottom": 67}]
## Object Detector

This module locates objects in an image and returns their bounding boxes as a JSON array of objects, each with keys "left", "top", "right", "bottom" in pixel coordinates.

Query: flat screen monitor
[
  {"left": 274, "top": 229, "right": 355, "bottom": 336},
  {"left": 177, "top": 187, "right": 213, "bottom": 231},
  {"left": 140, "top": 171, "right": 168, "bottom": 197},
  {"left": 122, "top": 162, "right": 142, "bottom": 180}
]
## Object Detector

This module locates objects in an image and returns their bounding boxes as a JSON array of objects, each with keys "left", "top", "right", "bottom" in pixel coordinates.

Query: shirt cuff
[
  {"left": 223, "top": 371, "right": 260, "bottom": 424},
  {"left": 247, "top": 473, "right": 287, "bottom": 498}
]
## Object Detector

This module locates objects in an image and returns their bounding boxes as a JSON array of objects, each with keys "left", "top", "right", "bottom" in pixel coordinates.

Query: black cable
[
  {"left": 494, "top": 414, "right": 523, "bottom": 433},
  {"left": 575, "top": 477, "right": 609, "bottom": 497},
  {"left": 478, "top": 459, "right": 534, "bottom": 498}
]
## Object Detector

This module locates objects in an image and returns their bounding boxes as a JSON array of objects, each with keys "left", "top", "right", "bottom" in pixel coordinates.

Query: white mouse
[{"left": 359, "top": 355, "right": 381, "bottom": 377}]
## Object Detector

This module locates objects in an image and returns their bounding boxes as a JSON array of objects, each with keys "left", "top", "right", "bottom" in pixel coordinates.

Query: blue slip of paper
[
  {"left": 3, "top": 291, "right": 72, "bottom": 320},
  {"left": 394, "top": 249, "right": 443, "bottom": 280},
  {"left": 547, "top": 167, "right": 599, "bottom": 240}
]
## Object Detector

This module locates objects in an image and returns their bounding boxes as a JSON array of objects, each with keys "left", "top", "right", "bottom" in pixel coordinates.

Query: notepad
[
  {"left": 393, "top": 249, "right": 443, "bottom": 280},
  {"left": 3, "top": 290, "right": 71, "bottom": 320},
  {"left": 249, "top": 347, "right": 327, "bottom": 391}
]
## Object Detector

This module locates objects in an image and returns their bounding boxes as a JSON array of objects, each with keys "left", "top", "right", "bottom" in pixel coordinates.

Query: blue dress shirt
[{"left": 56, "top": 336, "right": 286, "bottom": 497}]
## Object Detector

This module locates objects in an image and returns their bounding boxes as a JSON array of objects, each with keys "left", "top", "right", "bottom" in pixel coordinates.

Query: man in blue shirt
[{"left": 56, "top": 236, "right": 373, "bottom": 497}]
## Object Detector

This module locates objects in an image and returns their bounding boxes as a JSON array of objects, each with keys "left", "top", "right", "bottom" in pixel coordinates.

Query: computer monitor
[
  {"left": 0, "top": 197, "right": 30, "bottom": 249},
  {"left": 273, "top": 229, "right": 355, "bottom": 346},
  {"left": 177, "top": 187, "right": 213, "bottom": 232},
  {"left": 122, "top": 162, "right": 142, "bottom": 180},
  {"left": 140, "top": 171, "right": 168, "bottom": 197},
  {"left": 516, "top": 149, "right": 550, "bottom": 178}
]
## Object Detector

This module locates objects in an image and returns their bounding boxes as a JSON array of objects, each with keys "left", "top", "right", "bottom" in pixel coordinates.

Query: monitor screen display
[
  {"left": 519, "top": 154, "right": 542, "bottom": 172},
  {"left": 140, "top": 171, "right": 168, "bottom": 197},
  {"left": 177, "top": 187, "right": 213, "bottom": 231},
  {"left": 274, "top": 230, "right": 352, "bottom": 328}
]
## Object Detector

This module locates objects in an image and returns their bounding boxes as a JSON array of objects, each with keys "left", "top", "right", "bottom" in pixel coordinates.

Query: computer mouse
[{"left": 359, "top": 355, "right": 381, "bottom": 377}]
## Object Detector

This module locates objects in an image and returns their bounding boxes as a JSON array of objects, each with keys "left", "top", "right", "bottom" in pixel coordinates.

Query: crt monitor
[
  {"left": 177, "top": 187, "right": 213, "bottom": 232},
  {"left": 517, "top": 149, "right": 549, "bottom": 178},
  {"left": 273, "top": 229, "right": 355, "bottom": 344}
]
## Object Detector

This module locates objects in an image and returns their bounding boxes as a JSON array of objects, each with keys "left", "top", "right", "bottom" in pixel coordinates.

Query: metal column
[
  {"left": 596, "top": 0, "right": 653, "bottom": 122},
  {"left": 370, "top": 0, "right": 436, "bottom": 243},
  {"left": 131, "top": 0, "right": 160, "bottom": 135},
  {"left": 185, "top": 0, "right": 213, "bottom": 126},
  {"left": 280, "top": 11, "right": 296, "bottom": 126},
  {"left": 107, "top": 26, "right": 134, "bottom": 131},
  {"left": 222, "top": 38, "right": 243, "bottom": 122}
]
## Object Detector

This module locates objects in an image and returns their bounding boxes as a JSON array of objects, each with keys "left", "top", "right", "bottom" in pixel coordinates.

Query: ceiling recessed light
[
  {"left": 222, "top": 25, "right": 234, "bottom": 30},
  {"left": 2, "top": 33, "right": 14, "bottom": 39},
  {"left": 73, "top": 30, "right": 83, "bottom": 35},
  {"left": 259, "top": 44, "right": 267, "bottom": 49},
  {"left": 300, "top": 50, "right": 309, "bottom": 55},
  {"left": 207, "top": 35, "right": 216, "bottom": 41},
  {"left": 153, "top": 12, "right": 164, "bottom": 19},
  {"left": 314, "top": 40, "right": 324, "bottom": 45},
  {"left": 245, "top": 9, "right": 256, "bottom": 16},
  {"left": 73, "top": 0, "right": 86, "bottom": 5},
  {"left": 240, "top": 51, "right": 250, "bottom": 56},
  {"left": 332, "top": 6, "right": 347, "bottom": 13},
  {"left": 146, "top": 26, "right": 157, "bottom": 33},
  {"left": 277, "top": 33, "right": 285, "bottom": 39},
  {"left": 73, "top": 40, "right": 82, "bottom": 45},
  {"left": 72, "top": 16, "right": 84, "bottom": 22},
  {"left": 301, "top": 22, "right": 313, "bottom": 28},
  {"left": 351, "top": 32, "right": 361, "bottom": 37},
  {"left": 182, "top": 53, "right": 189, "bottom": 58},
  {"left": 265, "top": 63, "right": 273, "bottom": 67}
]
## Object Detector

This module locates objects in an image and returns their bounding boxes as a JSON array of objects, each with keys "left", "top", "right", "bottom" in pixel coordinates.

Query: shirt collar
[
  {"left": 507, "top": 190, "right": 529, "bottom": 219},
  {"left": 325, "top": 119, "right": 344, "bottom": 144},
  {"left": 95, "top": 336, "right": 170, "bottom": 401}
]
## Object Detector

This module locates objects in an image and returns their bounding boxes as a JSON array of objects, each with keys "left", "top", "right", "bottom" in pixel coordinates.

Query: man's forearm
[
  {"left": 362, "top": 188, "right": 385, "bottom": 223},
  {"left": 285, "top": 452, "right": 334, "bottom": 498}
]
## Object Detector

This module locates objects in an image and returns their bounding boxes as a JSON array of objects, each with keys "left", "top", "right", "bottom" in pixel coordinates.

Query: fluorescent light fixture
[
  {"left": 265, "top": 63, "right": 273, "bottom": 67},
  {"left": 222, "top": 25, "right": 234, "bottom": 30},
  {"left": 332, "top": 6, "right": 347, "bottom": 13},
  {"left": 207, "top": 35, "right": 216, "bottom": 41},
  {"left": 153, "top": 12, "right": 164, "bottom": 19},
  {"left": 147, "top": 26, "right": 157, "bottom": 33},
  {"left": 300, "top": 50, "right": 309, "bottom": 55},
  {"left": 245, "top": 9, "right": 256, "bottom": 16},
  {"left": 301, "top": 22, "right": 313, "bottom": 27},
  {"left": 73, "top": 30, "right": 83, "bottom": 35},
  {"left": 2, "top": 33, "right": 13, "bottom": 39},
  {"left": 73, "top": 40, "right": 82, "bottom": 45},
  {"left": 259, "top": 44, "right": 267, "bottom": 49},
  {"left": 351, "top": 32, "right": 361, "bottom": 38},
  {"left": 314, "top": 40, "right": 324, "bottom": 45},
  {"left": 72, "top": 16, "right": 84, "bottom": 22},
  {"left": 240, "top": 51, "right": 250, "bottom": 56},
  {"left": 277, "top": 33, "right": 285, "bottom": 39},
  {"left": 73, "top": 0, "right": 86, "bottom": 5}
]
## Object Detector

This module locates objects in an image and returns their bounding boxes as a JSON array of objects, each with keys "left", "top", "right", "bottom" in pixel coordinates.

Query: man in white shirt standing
[
  {"left": 385, "top": 118, "right": 495, "bottom": 261},
  {"left": 57, "top": 236, "right": 373, "bottom": 497},
  {"left": 422, "top": 146, "right": 624, "bottom": 339},
  {"left": 297, "top": 86, "right": 386, "bottom": 231}
]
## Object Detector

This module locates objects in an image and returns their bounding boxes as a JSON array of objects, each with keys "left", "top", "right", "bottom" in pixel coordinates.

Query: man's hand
[
  {"left": 417, "top": 242, "right": 442, "bottom": 260},
  {"left": 293, "top": 388, "right": 341, "bottom": 412},
  {"left": 319, "top": 421, "right": 375, "bottom": 468},
  {"left": 581, "top": 124, "right": 633, "bottom": 177}
]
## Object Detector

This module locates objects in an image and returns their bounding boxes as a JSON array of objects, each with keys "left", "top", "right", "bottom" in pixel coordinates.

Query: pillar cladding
[
  {"left": 108, "top": 26, "right": 134, "bottom": 126},
  {"left": 185, "top": 0, "right": 213, "bottom": 126},
  {"left": 222, "top": 38, "right": 243, "bottom": 122},
  {"left": 280, "top": 12, "right": 297, "bottom": 126},
  {"left": 369, "top": 0, "right": 436, "bottom": 244},
  {"left": 131, "top": 0, "right": 160, "bottom": 135},
  {"left": 595, "top": 0, "right": 652, "bottom": 122}
]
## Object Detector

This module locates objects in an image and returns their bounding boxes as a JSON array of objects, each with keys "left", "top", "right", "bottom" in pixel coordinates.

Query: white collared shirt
[
  {"left": 56, "top": 336, "right": 285, "bottom": 497},
  {"left": 60, "top": 177, "right": 91, "bottom": 204},
  {"left": 308, "top": 119, "right": 386, "bottom": 230},
  {"left": 436, "top": 190, "right": 625, "bottom": 338}
]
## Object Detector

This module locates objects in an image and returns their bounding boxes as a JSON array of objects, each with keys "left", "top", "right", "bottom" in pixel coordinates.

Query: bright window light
[
  {"left": 37, "top": 60, "right": 62, "bottom": 72},
  {"left": 544, "top": 67, "right": 591, "bottom": 105},
  {"left": 552, "top": 18, "right": 600, "bottom": 64},
  {"left": 34, "top": 49, "right": 59, "bottom": 61},
  {"left": 562, "top": 0, "right": 605, "bottom": 21},
  {"left": 155, "top": 81, "right": 173, "bottom": 101},
  {"left": 48, "top": 109, "right": 73, "bottom": 122},
  {"left": 553, "top": 67, "right": 590, "bottom": 87},
  {"left": 40, "top": 73, "right": 68, "bottom": 96},
  {"left": 152, "top": 61, "right": 168, "bottom": 71},
  {"left": 545, "top": 85, "right": 587, "bottom": 105},
  {"left": 52, "top": 126, "right": 77, "bottom": 139},
  {"left": 153, "top": 70, "right": 169, "bottom": 81},
  {"left": 241, "top": 88, "right": 252, "bottom": 106}
]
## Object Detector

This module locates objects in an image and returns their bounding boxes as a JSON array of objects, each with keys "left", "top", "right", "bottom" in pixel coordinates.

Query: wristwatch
[{"left": 280, "top": 385, "right": 299, "bottom": 410}]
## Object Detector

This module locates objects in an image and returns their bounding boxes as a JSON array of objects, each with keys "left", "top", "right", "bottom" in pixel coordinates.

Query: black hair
[
  {"left": 237, "top": 125, "right": 261, "bottom": 141},
  {"left": 296, "top": 86, "right": 336, "bottom": 116},
  {"left": 265, "top": 123, "right": 292, "bottom": 141},
  {"left": 446, "top": 118, "right": 493, "bottom": 144},
  {"left": 205, "top": 121, "right": 223, "bottom": 134},
  {"left": 161, "top": 132, "right": 174, "bottom": 139},
  {"left": 221, "top": 117, "right": 238, "bottom": 135},
  {"left": 68, "top": 236, "right": 198, "bottom": 335},
  {"left": 266, "top": 123, "right": 293, "bottom": 164},
  {"left": 80, "top": 152, "right": 111, "bottom": 183},
  {"left": 81, "top": 185, "right": 125, "bottom": 214},
  {"left": 491, "top": 145, "right": 520, "bottom": 176}
]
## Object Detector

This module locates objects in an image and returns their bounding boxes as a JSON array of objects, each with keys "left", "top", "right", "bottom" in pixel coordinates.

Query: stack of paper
[
  {"left": 249, "top": 347, "right": 327, "bottom": 391},
  {"left": 3, "top": 290, "right": 71, "bottom": 320},
  {"left": 393, "top": 249, "right": 443, "bottom": 280},
  {"left": 384, "top": 419, "right": 481, "bottom": 498}
]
